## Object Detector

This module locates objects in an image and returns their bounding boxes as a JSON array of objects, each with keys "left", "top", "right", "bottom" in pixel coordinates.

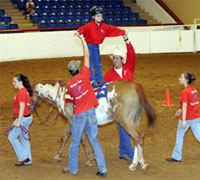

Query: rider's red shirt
[{"left": 78, "top": 20, "right": 125, "bottom": 45}]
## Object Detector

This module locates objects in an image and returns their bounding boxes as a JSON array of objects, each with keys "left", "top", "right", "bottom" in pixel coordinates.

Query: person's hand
[
  {"left": 181, "top": 120, "right": 187, "bottom": 129},
  {"left": 15, "top": 121, "right": 20, "bottom": 127},
  {"left": 123, "top": 32, "right": 128, "bottom": 41},
  {"left": 175, "top": 109, "right": 181, "bottom": 116},
  {"left": 74, "top": 31, "right": 80, "bottom": 37}
]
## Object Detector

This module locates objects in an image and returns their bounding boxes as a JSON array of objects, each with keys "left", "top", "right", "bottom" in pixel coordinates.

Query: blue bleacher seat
[
  {"left": 31, "top": 13, "right": 40, "bottom": 23},
  {"left": 38, "top": 20, "right": 48, "bottom": 28},
  {"left": 43, "top": 6, "right": 50, "bottom": 14},
  {"left": 9, "top": 22, "right": 19, "bottom": 29},
  {"left": 43, "top": 0, "right": 51, "bottom": 7},
  {"left": 17, "top": 0, "right": 26, "bottom": 10},
  {"left": 0, "top": 9, "right": 5, "bottom": 16},
  {"left": 40, "top": 12, "right": 49, "bottom": 21},
  {"left": 139, "top": 19, "right": 147, "bottom": 25},
  {"left": 34, "top": 0, "right": 43, "bottom": 7},
  {"left": 47, "top": 19, "right": 57, "bottom": 28},
  {"left": 1, "top": 15, "right": 12, "bottom": 24},
  {"left": 56, "top": 19, "right": 65, "bottom": 27},
  {"left": 52, "top": 0, "right": 60, "bottom": 7},
  {"left": 57, "top": 12, "right": 66, "bottom": 20}
]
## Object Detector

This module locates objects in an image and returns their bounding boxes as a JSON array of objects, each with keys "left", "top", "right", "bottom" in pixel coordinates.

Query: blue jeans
[
  {"left": 87, "top": 43, "right": 103, "bottom": 83},
  {"left": 8, "top": 115, "right": 33, "bottom": 163},
  {"left": 117, "top": 123, "right": 134, "bottom": 159},
  {"left": 68, "top": 108, "right": 107, "bottom": 174},
  {"left": 172, "top": 118, "right": 200, "bottom": 161}
]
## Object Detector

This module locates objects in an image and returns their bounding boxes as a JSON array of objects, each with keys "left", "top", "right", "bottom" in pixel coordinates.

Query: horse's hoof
[
  {"left": 86, "top": 160, "right": 93, "bottom": 167},
  {"left": 54, "top": 155, "right": 61, "bottom": 162},
  {"left": 129, "top": 163, "right": 137, "bottom": 171},
  {"left": 141, "top": 163, "right": 148, "bottom": 170}
]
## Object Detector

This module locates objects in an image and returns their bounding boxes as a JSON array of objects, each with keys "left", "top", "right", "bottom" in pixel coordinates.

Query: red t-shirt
[
  {"left": 66, "top": 66, "right": 99, "bottom": 115},
  {"left": 180, "top": 85, "right": 200, "bottom": 120},
  {"left": 13, "top": 88, "right": 31, "bottom": 118},
  {"left": 78, "top": 20, "right": 125, "bottom": 45},
  {"left": 103, "top": 42, "right": 135, "bottom": 82}
]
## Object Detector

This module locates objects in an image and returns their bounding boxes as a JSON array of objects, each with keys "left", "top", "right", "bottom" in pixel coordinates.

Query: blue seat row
[
  {"left": 30, "top": 12, "right": 140, "bottom": 24},
  {"left": 0, "top": 8, "right": 19, "bottom": 30},
  {"left": 0, "top": 22, "right": 19, "bottom": 30},
  {"left": 37, "top": 16, "right": 145, "bottom": 29},
  {"left": 14, "top": 0, "right": 124, "bottom": 10}
]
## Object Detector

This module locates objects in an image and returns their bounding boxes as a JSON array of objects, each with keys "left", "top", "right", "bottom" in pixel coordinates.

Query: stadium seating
[
  {"left": 12, "top": 0, "right": 147, "bottom": 28},
  {"left": 0, "top": 8, "right": 19, "bottom": 30}
]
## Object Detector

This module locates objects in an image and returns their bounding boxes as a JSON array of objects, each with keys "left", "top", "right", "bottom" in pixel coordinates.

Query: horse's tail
[{"left": 135, "top": 83, "right": 157, "bottom": 131}]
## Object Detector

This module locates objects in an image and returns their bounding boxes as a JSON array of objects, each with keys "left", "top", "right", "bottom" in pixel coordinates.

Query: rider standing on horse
[{"left": 103, "top": 33, "right": 136, "bottom": 161}]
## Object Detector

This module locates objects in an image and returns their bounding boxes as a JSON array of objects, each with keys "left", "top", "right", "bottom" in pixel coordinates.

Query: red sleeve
[
  {"left": 18, "top": 91, "right": 26, "bottom": 103},
  {"left": 125, "top": 42, "right": 135, "bottom": 73},
  {"left": 180, "top": 90, "right": 188, "bottom": 103},
  {"left": 77, "top": 24, "right": 88, "bottom": 36},
  {"left": 105, "top": 24, "right": 125, "bottom": 37}
]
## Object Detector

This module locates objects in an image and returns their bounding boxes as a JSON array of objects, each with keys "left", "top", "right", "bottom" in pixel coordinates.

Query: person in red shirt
[
  {"left": 103, "top": 33, "right": 135, "bottom": 161},
  {"left": 8, "top": 74, "right": 33, "bottom": 166},
  {"left": 76, "top": 6, "right": 125, "bottom": 87},
  {"left": 166, "top": 72, "right": 200, "bottom": 162},
  {"left": 63, "top": 34, "right": 107, "bottom": 177}
]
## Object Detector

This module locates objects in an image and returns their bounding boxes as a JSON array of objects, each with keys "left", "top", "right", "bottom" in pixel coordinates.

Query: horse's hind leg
[
  {"left": 54, "top": 124, "right": 71, "bottom": 162},
  {"left": 138, "top": 143, "right": 148, "bottom": 170},
  {"left": 129, "top": 141, "right": 148, "bottom": 171}
]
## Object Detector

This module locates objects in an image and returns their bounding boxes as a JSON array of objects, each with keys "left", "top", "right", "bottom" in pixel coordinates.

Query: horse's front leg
[
  {"left": 81, "top": 132, "right": 93, "bottom": 167},
  {"left": 54, "top": 124, "right": 71, "bottom": 162}
]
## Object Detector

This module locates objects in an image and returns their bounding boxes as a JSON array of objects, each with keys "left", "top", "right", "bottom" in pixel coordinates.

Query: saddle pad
[{"left": 96, "top": 82, "right": 111, "bottom": 99}]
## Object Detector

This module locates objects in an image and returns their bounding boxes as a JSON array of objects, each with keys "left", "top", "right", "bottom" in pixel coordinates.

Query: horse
[{"left": 32, "top": 80, "right": 156, "bottom": 171}]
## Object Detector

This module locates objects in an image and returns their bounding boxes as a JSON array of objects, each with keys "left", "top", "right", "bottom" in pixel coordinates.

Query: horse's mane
[{"left": 31, "top": 80, "right": 68, "bottom": 88}]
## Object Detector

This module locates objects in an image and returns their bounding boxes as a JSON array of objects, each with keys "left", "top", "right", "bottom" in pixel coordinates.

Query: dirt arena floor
[{"left": 0, "top": 52, "right": 200, "bottom": 180}]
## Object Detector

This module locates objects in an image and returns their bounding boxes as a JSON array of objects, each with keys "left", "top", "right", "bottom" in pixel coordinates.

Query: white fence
[{"left": 0, "top": 24, "right": 199, "bottom": 62}]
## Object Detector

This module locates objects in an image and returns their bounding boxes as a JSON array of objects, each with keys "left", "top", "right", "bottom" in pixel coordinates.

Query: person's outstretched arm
[{"left": 76, "top": 34, "right": 89, "bottom": 67}]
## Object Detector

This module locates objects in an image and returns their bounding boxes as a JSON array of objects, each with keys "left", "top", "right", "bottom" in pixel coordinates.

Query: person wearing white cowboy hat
[{"left": 103, "top": 32, "right": 136, "bottom": 161}]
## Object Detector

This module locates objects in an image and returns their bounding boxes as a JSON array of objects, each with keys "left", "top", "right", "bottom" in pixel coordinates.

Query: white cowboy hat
[{"left": 112, "top": 47, "right": 126, "bottom": 64}]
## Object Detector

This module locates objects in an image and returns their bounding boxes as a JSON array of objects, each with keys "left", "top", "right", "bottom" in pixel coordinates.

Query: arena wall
[
  {"left": 0, "top": 26, "right": 199, "bottom": 62},
  {"left": 137, "top": 0, "right": 176, "bottom": 24},
  {"left": 162, "top": 0, "right": 200, "bottom": 24}
]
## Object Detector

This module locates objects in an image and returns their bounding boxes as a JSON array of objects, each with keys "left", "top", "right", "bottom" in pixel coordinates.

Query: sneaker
[
  {"left": 15, "top": 158, "right": 30, "bottom": 166},
  {"left": 62, "top": 167, "right": 77, "bottom": 176},
  {"left": 166, "top": 157, "right": 181, "bottom": 162},
  {"left": 96, "top": 171, "right": 107, "bottom": 177}
]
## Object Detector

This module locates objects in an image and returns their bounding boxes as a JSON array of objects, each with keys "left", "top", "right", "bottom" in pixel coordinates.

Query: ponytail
[
  {"left": 15, "top": 74, "right": 33, "bottom": 96},
  {"left": 183, "top": 72, "right": 196, "bottom": 85}
]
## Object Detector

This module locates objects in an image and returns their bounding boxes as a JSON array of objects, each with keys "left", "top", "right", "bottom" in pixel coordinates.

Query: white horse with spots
[{"left": 33, "top": 80, "right": 156, "bottom": 171}]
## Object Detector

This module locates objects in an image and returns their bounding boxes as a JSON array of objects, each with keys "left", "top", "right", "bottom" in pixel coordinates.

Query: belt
[{"left": 24, "top": 114, "right": 31, "bottom": 117}]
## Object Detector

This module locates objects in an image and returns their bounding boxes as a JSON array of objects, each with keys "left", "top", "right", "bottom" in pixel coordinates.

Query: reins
[{"left": 4, "top": 125, "right": 31, "bottom": 140}]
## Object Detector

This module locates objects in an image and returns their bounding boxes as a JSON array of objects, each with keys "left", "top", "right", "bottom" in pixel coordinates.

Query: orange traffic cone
[{"left": 163, "top": 89, "right": 174, "bottom": 106}]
